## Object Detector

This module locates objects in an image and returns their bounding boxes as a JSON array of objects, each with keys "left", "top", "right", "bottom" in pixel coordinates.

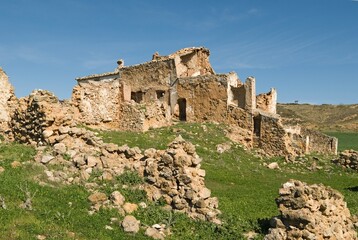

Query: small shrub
[
  {"left": 120, "top": 188, "right": 147, "bottom": 203},
  {"left": 116, "top": 170, "right": 144, "bottom": 186}
]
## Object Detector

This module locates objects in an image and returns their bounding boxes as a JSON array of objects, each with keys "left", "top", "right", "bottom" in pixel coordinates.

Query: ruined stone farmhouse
[
  {"left": 0, "top": 47, "right": 337, "bottom": 156},
  {"left": 71, "top": 47, "right": 337, "bottom": 156}
]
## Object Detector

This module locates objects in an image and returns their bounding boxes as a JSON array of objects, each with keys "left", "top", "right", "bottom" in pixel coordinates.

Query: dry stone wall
[
  {"left": 301, "top": 128, "right": 338, "bottom": 155},
  {"left": 226, "top": 105, "right": 254, "bottom": 148},
  {"left": 143, "top": 136, "right": 220, "bottom": 223},
  {"left": 332, "top": 149, "right": 358, "bottom": 171},
  {"left": 265, "top": 180, "right": 357, "bottom": 240},
  {"left": 254, "top": 114, "right": 293, "bottom": 156}
]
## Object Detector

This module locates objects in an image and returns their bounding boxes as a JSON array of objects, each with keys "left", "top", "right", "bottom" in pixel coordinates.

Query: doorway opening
[
  {"left": 253, "top": 115, "right": 261, "bottom": 137},
  {"left": 178, "top": 98, "right": 187, "bottom": 121}
]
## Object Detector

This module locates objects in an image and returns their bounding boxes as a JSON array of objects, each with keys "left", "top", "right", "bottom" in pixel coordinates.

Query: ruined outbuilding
[{"left": 71, "top": 47, "right": 337, "bottom": 157}]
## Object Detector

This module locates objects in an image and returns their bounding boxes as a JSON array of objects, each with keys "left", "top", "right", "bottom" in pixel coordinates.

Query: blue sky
[{"left": 0, "top": 0, "right": 357, "bottom": 104}]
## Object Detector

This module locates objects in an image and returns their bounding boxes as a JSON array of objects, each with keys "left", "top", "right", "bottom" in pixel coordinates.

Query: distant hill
[{"left": 277, "top": 103, "right": 358, "bottom": 132}]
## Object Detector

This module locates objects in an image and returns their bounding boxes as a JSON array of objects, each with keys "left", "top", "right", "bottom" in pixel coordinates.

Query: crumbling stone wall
[
  {"left": 71, "top": 79, "right": 121, "bottom": 127},
  {"left": 265, "top": 180, "right": 357, "bottom": 240},
  {"left": 118, "top": 101, "right": 171, "bottom": 132},
  {"left": 256, "top": 88, "right": 277, "bottom": 114},
  {"left": 332, "top": 149, "right": 358, "bottom": 171},
  {"left": 226, "top": 105, "right": 254, "bottom": 148},
  {"left": 176, "top": 75, "right": 229, "bottom": 122},
  {"left": 154, "top": 47, "right": 215, "bottom": 78},
  {"left": 10, "top": 90, "right": 74, "bottom": 146},
  {"left": 0, "top": 68, "right": 16, "bottom": 137},
  {"left": 228, "top": 77, "right": 256, "bottom": 112},
  {"left": 120, "top": 59, "right": 177, "bottom": 92},
  {"left": 253, "top": 113, "right": 293, "bottom": 156},
  {"left": 301, "top": 127, "right": 338, "bottom": 155}
]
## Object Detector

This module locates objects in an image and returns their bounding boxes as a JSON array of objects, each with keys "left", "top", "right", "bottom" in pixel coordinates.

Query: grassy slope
[
  {"left": 97, "top": 123, "right": 358, "bottom": 238},
  {"left": 0, "top": 123, "right": 357, "bottom": 239},
  {"left": 277, "top": 103, "right": 358, "bottom": 132}
]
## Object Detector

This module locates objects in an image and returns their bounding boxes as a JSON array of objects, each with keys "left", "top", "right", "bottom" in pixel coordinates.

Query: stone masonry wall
[
  {"left": 176, "top": 75, "right": 229, "bottom": 122},
  {"left": 71, "top": 79, "right": 121, "bottom": 127},
  {"left": 254, "top": 114, "right": 293, "bottom": 156},
  {"left": 118, "top": 101, "right": 171, "bottom": 132},
  {"left": 301, "top": 127, "right": 338, "bottom": 155},
  {"left": 154, "top": 47, "right": 215, "bottom": 78},
  {"left": 0, "top": 67, "right": 16, "bottom": 136},
  {"left": 226, "top": 105, "right": 254, "bottom": 148},
  {"left": 119, "top": 59, "right": 177, "bottom": 91},
  {"left": 332, "top": 149, "right": 358, "bottom": 171},
  {"left": 256, "top": 88, "right": 277, "bottom": 114}
]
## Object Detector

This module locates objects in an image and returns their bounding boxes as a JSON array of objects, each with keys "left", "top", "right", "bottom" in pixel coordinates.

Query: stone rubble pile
[
  {"left": 8, "top": 90, "right": 221, "bottom": 225},
  {"left": 332, "top": 149, "right": 358, "bottom": 171},
  {"left": 265, "top": 180, "right": 357, "bottom": 240},
  {"left": 10, "top": 90, "right": 75, "bottom": 146},
  {"left": 144, "top": 136, "right": 221, "bottom": 223}
]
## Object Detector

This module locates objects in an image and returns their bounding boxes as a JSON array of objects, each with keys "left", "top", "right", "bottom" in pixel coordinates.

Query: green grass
[
  {"left": 97, "top": 123, "right": 358, "bottom": 238},
  {"left": 1, "top": 124, "right": 357, "bottom": 239},
  {"left": 325, "top": 132, "right": 358, "bottom": 151}
]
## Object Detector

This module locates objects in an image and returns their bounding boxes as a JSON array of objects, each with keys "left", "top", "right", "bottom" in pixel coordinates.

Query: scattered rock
[
  {"left": 267, "top": 162, "right": 279, "bottom": 169},
  {"left": 139, "top": 202, "right": 147, "bottom": 209},
  {"left": 145, "top": 227, "right": 165, "bottom": 240},
  {"left": 122, "top": 215, "right": 140, "bottom": 233},
  {"left": 88, "top": 192, "right": 107, "bottom": 204},
  {"left": 41, "top": 155, "right": 55, "bottom": 164},
  {"left": 11, "top": 161, "right": 21, "bottom": 168},
  {"left": 243, "top": 231, "right": 258, "bottom": 240},
  {"left": 110, "top": 191, "right": 125, "bottom": 206},
  {"left": 123, "top": 202, "right": 138, "bottom": 214},
  {"left": 36, "top": 235, "right": 46, "bottom": 240},
  {"left": 0, "top": 166, "right": 5, "bottom": 174},
  {"left": 105, "top": 225, "right": 113, "bottom": 230},
  {"left": 216, "top": 142, "right": 231, "bottom": 154}
]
